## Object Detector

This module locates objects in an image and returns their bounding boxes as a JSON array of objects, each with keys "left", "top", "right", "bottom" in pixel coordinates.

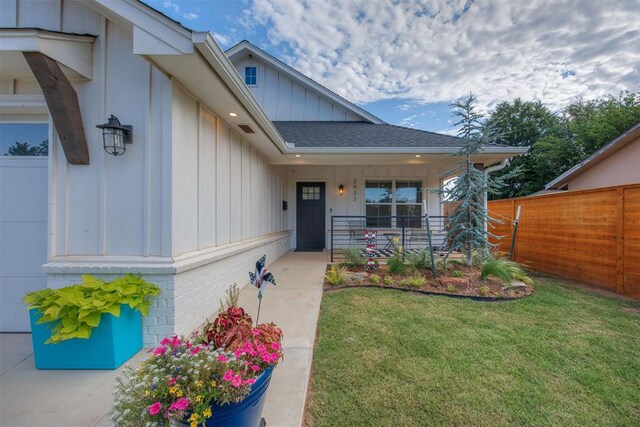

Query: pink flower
[
  {"left": 217, "top": 354, "right": 227, "bottom": 363},
  {"left": 190, "top": 345, "right": 201, "bottom": 355},
  {"left": 169, "top": 397, "right": 190, "bottom": 411},
  {"left": 245, "top": 378, "right": 256, "bottom": 385},
  {"left": 251, "top": 328, "right": 261, "bottom": 336},
  {"left": 234, "top": 348, "right": 243, "bottom": 358},
  {"left": 256, "top": 344, "right": 266, "bottom": 353},
  {"left": 153, "top": 346, "right": 167, "bottom": 356},
  {"left": 223, "top": 369, "right": 234, "bottom": 381},
  {"left": 160, "top": 337, "right": 171, "bottom": 346},
  {"left": 149, "top": 402, "right": 162, "bottom": 415},
  {"left": 271, "top": 342, "right": 281, "bottom": 351},
  {"left": 168, "top": 377, "right": 177, "bottom": 385},
  {"left": 231, "top": 374, "right": 243, "bottom": 388},
  {"left": 170, "top": 336, "right": 182, "bottom": 347},
  {"left": 251, "top": 364, "right": 260, "bottom": 372}
]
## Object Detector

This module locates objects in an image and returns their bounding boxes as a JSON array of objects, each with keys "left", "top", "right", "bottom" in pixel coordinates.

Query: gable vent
[{"left": 238, "top": 124, "right": 255, "bottom": 134}]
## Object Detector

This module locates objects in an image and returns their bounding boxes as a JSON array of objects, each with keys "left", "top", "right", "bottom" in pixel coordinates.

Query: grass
[{"left": 306, "top": 276, "right": 640, "bottom": 426}]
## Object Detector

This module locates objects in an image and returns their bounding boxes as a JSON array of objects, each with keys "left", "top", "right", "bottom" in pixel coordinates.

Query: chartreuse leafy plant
[{"left": 23, "top": 274, "right": 160, "bottom": 344}]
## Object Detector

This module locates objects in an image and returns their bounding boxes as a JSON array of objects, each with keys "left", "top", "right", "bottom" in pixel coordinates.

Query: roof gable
[{"left": 226, "top": 40, "right": 384, "bottom": 124}]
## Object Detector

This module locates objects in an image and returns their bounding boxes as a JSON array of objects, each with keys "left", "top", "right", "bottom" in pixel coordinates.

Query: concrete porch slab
[{"left": 0, "top": 250, "right": 328, "bottom": 427}]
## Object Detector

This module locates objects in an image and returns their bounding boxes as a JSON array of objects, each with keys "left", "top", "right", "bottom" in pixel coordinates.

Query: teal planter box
[{"left": 29, "top": 305, "right": 142, "bottom": 370}]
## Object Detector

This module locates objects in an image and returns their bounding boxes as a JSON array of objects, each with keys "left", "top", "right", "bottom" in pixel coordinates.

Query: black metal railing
[{"left": 330, "top": 215, "right": 448, "bottom": 262}]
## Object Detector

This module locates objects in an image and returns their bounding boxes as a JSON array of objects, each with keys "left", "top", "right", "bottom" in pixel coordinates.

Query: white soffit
[
  {"left": 147, "top": 46, "right": 286, "bottom": 160},
  {"left": 271, "top": 149, "right": 527, "bottom": 166},
  {"left": 0, "top": 29, "right": 96, "bottom": 80}
]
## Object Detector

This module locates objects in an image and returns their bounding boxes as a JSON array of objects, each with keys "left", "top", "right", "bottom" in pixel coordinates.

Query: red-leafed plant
[{"left": 202, "top": 305, "right": 253, "bottom": 350}]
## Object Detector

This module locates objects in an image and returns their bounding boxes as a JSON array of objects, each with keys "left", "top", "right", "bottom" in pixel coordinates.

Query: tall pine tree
[{"left": 438, "top": 94, "right": 514, "bottom": 266}]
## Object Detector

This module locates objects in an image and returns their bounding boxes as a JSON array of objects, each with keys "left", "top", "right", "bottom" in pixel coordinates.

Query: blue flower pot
[
  {"left": 180, "top": 366, "right": 274, "bottom": 427},
  {"left": 29, "top": 305, "right": 142, "bottom": 370}
]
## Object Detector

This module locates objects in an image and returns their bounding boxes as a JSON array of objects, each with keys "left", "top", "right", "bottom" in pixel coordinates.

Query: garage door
[{"left": 0, "top": 122, "right": 48, "bottom": 332}]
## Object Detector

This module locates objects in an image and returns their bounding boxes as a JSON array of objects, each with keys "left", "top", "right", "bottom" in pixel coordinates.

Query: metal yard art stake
[
  {"left": 249, "top": 255, "right": 276, "bottom": 325},
  {"left": 509, "top": 205, "right": 522, "bottom": 260}
]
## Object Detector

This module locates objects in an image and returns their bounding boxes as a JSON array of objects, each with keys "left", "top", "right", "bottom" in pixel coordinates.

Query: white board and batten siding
[
  {"left": 171, "top": 83, "right": 289, "bottom": 256},
  {"left": 1, "top": 0, "right": 293, "bottom": 340},
  {"left": 233, "top": 56, "right": 362, "bottom": 122}
]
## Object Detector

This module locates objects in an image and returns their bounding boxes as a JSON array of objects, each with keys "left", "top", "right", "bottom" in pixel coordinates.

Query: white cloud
[
  {"left": 183, "top": 12, "right": 199, "bottom": 21},
  {"left": 214, "top": 33, "right": 231, "bottom": 46},
  {"left": 162, "top": 0, "right": 198, "bottom": 22},
  {"left": 250, "top": 0, "right": 640, "bottom": 110},
  {"left": 163, "top": 0, "right": 180, "bottom": 13}
]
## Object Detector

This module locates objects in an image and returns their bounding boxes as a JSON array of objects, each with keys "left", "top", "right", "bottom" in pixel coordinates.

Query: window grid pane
[
  {"left": 365, "top": 180, "right": 423, "bottom": 228},
  {"left": 244, "top": 67, "right": 257, "bottom": 85}
]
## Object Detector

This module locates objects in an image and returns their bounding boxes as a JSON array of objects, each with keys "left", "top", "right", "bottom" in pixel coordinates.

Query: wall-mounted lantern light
[
  {"left": 96, "top": 115, "right": 132, "bottom": 156},
  {"left": 338, "top": 184, "right": 345, "bottom": 196}
]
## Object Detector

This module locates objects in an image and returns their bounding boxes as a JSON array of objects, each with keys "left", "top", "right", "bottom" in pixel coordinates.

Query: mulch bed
[{"left": 324, "top": 264, "right": 533, "bottom": 301}]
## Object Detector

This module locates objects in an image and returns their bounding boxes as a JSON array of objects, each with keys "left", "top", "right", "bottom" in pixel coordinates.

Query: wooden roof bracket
[{"left": 23, "top": 52, "right": 90, "bottom": 165}]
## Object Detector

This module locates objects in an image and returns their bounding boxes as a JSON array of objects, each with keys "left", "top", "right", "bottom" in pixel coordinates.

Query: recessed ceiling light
[
  {"left": 295, "top": 154, "right": 301, "bottom": 158},
  {"left": 415, "top": 154, "right": 421, "bottom": 158},
  {"left": 228, "top": 112, "right": 238, "bottom": 117}
]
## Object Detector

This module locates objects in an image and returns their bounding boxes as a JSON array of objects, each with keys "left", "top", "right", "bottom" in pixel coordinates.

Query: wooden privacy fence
[{"left": 487, "top": 183, "right": 640, "bottom": 300}]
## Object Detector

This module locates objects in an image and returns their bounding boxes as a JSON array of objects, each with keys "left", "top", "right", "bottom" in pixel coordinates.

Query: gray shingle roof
[{"left": 273, "top": 121, "right": 503, "bottom": 148}]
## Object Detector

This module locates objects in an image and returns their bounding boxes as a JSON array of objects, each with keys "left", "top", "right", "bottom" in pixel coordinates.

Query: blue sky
[{"left": 146, "top": 0, "right": 639, "bottom": 133}]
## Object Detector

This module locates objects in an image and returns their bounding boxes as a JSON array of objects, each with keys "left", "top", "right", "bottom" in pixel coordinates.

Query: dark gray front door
[{"left": 296, "top": 182, "right": 325, "bottom": 250}]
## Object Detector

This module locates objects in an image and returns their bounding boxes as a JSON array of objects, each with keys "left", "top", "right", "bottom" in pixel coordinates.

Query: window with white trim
[
  {"left": 365, "top": 180, "right": 423, "bottom": 228},
  {"left": 244, "top": 66, "right": 257, "bottom": 86}
]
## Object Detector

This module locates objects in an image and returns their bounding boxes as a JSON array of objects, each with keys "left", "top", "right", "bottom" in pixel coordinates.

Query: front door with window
[{"left": 296, "top": 182, "right": 325, "bottom": 250}]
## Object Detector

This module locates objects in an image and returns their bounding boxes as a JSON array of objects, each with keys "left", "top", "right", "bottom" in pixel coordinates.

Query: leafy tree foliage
[
  {"left": 484, "top": 92, "right": 640, "bottom": 199},
  {"left": 483, "top": 99, "right": 559, "bottom": 198},
  {"left": 6, "top": 140, "right": 48, "bottom": 156}
]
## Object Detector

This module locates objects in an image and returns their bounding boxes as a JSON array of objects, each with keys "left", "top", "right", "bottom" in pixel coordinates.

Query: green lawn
[{"left": 306, "top": 276, "right": 640, "bottom": 426}]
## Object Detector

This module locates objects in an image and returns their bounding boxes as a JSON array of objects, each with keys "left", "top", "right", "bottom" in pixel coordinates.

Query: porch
[{"left": 330, "top": 215, "right": 449, "bottom": 262}]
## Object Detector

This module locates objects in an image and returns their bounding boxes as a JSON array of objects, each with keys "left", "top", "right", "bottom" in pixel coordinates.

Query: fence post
[
  {"left": 330, "top": 216, "right": 334, "bottom": 263},
  {"left": 401, "top": 217, "right": 406, "bottom": 262},
  {"left": 616, "top": 188, "right": 624, "bottom": 295},
  {"left": 509, "top": 205, "right": 521, "bottom": 260}
]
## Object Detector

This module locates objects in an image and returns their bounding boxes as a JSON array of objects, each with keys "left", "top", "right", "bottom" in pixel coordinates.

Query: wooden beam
[{"left": 23, "top": 52, "right": 89, "bottom": 165}]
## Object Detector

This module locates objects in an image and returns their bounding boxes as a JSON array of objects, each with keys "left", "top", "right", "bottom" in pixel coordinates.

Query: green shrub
[
  {"left": 383, "top": 276, "right": 394, "bottom": 286},
  {"left": 452, "top": 270, "right": 464, "bottom": 278},
  {"left": 370, "top": 274, "right": 381, "bottom": 284},
  {"left": 436, "top": 257, "right": 463, "bottom": 271},
  {"left": 23, "top": 274, "right": 160, "bottom": 344},
  {"left": 479, "top": 286, "right": 490, "bottom": 296},
  {"left": 445, "top": 284, "right": 457, "bottom": 293},
  {"left": 325, "top": 265, "right": 347, "bottom": 286},
  {"left": 481, "top": 259, "right": 533, "bottom": 285},
  {"left": 387, "top": 256, "right": 405, "bottom": 275},
  {"left": 342, "top": 247, "right": 365, "bottom": 268},
  {"left": 402, "top": 274, "right": 426, "bottom": 289},
  {"left": 410, "top": 250, "right": 432, "bottom": 270}
]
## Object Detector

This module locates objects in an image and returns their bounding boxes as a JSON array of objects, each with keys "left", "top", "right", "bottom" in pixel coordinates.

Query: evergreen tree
[{"left": 438, "top": 94, "right": 514, "bottom": 266}]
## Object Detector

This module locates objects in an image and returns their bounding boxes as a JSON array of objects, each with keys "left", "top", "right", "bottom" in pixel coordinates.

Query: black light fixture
[
  {"left": 338, "top": 184, "right": 345, "bottom": 196},
  {"left": 96, "top": 115, "right": 132, "bottom": 156}
]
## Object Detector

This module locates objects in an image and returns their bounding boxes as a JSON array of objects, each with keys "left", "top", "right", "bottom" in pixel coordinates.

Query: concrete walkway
[{"left": 0, "top": 250, "right": 327, "bottom": 427}]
